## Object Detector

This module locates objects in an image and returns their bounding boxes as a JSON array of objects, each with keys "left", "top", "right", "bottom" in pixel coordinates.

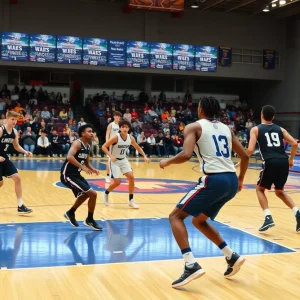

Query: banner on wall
[
  {"left": 128, "top": 0, "right": 184, "bottom": 12},
  {"left": 108, "top": 40, "right": 127, "bottom": 67},
  {"left": 150, "top": 42, "right": 172, "bottom": 69},
  {"left": 195, "top": 46, "right": 217, "bottom": 72},
  {"left": 263, "top": 49, "right": 275, "bottom": 70},
  {"left": 218, "top": 46, "right": 232, "bottom": 67},
  {"left": 126, "top": 41, "right": 150, "bottom": 68},
  {"left": 1, "top": 32, "right": 29, "bottom": 61},
  {"left": 173, "top": 44, "right": 195, "bottom": 71},
  {"left": 56, "top": 36, "right": 82, "bottom": 64},
  {"left": 29, "top": 34, "right": 56, "bottom": 63},
  {"left": 83, "top": 38, "right": 107, "bottom": 66}
]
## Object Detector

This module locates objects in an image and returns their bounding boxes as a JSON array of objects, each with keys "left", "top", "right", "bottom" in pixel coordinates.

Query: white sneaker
[
  {"left": 129, "top": 200, "right": 139, "bottom": 209},
  {"left": 102, "top": 192, "right": 109, "bottom": 206},
  {"left": 105, "top": 176, "right": 111, "bottom": 183}
]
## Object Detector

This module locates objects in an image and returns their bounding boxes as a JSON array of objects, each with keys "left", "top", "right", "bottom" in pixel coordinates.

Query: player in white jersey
[
  {"left": 160, "top": 97, "right": 249, "bottom": 288},
  {"left": 102, "top": 120, "right": 149, "bottom": 209},
  {"left": 105, "top": 111, "right": 121, "bottom": 183}
]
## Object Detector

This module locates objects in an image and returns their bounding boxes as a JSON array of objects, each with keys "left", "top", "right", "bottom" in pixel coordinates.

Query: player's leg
[
  {"left": 7, "top": 161, "right": 32, "bottom": 214},
  {"left": 83, "top": 189, "right": 102, "bottom": 231},
  {"left": 105, "top": 154, "right": 111, "bottom": 183},
  {"left": 124, "top": 170, "right": 138, "bottom": 209}
]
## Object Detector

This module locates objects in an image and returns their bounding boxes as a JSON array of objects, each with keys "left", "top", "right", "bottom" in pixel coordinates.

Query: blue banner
[
  {"left": 29, "top": 34, "right": 56, "bottom": 63},
  {"left": 150, "top": 43, "right": 172, "bottom": 69},
  {"left": 195, "top": 46, "right": 217, "bottom": 72},
  {"left": 263, "top": 49, "right": 275, "bottom": 70},
  {"left": 56, "top": 36, "right": 82, "bottom": 64},
  {"left": 108, "top": 40, "right": 126, "bottom": 67},
  {"left": 218, "top": 46, "right": 232, "bottom": 67},
  {"left": 127, "top": 41, "right": 150, "bottom": 68},
  {"left": 83, "top": 38, "right": 107, "bottom": 66},
  {"left": 1, "top": 32, "right": 29, "bottom": 61},
  {"left": 172, "top": 44, "right": 195, "bottom": 71}
]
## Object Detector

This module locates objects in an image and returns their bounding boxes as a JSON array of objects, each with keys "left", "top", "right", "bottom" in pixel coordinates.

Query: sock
[
  {"left": 18, "top": 198, "right": 23, "bottom": 207},
  {"left": 106, "top": 174, "right": 109, "bottom": 177},
  {"left": 129, "top": 194, "right": 134, "bottom": 201},
  {"left": 292, "top": 206, "right": 299, "bottom": 216},
  {"left": 87, "top": 212, "right": 94, "bottom": 221},
  {"left": 218, "top": 242, "right": 233, "bottom": 259},
  {"left": 181, "top": 248, "right": 196, "bottom": 267},
  {"left": 68, "top": 207, "right": 76, "bottom": 215},
  {"left": 263, "top": 209, "right": 271, "bottom": 217},
  {"left": 105, "top": 190, "right": 110, "bottom": 195}
]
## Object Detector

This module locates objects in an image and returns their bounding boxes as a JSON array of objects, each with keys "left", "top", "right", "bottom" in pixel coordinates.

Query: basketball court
[{"left": 0, "top": 157, "right": 299, "bottom": 300}]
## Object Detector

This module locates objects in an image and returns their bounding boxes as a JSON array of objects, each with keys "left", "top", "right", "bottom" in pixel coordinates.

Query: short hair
[
  {"left": 119, "top": 120, "right": 131, "bottom": 129},
  {"left": 198, "top": 97, "right": 220, "bottom": 118},
  {"left": 6, "top": 111, "right": 19, "bottom": 119},
  {"left": 262, "top": 105, "right": 275, "bottom": 121},
  {"left": 78, "top": 123, "right": 93, "bottom": 137},
  {"left": 114, "top": 111, "right": 122, "bottom": 117},
  {"left": 40, "top": 130, "right": 47, "bottom": 134}
]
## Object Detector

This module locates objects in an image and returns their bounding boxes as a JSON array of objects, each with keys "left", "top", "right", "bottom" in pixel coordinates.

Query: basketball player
[
  {"left": 105, "top": 111, "right": 122, "bottom": 183},
  {"left": 61, "top": 124, "right": 102, "bottom": 231},
  {"left": 102, "top": 120, "right": 149, "bottom": 209},
  {"left": 159, "top": 97, "right": 249, "bottom": 288},
  {"left": 0, "top": 111, "right": 33, "bottom": 214},
  {"left": 240, "top": 105, "right": 300, "bottom": 232}
]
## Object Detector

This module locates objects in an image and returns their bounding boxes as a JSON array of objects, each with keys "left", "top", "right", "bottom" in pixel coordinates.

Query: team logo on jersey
[{"left": 54, "top": 179, "right": 300, "bottom": 194}]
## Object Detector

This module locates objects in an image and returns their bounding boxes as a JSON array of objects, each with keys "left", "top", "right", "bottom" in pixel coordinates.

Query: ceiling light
[
  {"left": 279, "top": 0, "right": 286, "bottom": 4},
  {"left": 191, "top": 0, "right": 199, "bottom": 8},
  {"left": 272, "top": 2, "right": 277, "bottom": 7},
  {"left": 263, "top": 6, "right": 270, "bottom": 12}
]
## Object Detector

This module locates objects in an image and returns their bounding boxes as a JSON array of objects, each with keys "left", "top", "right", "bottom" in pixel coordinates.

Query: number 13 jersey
[
  {"left": 257, "top": 123, "right": 288, "bottom": 161},
  {"left": 194, "top": 119, "right": 235, "bottom": 174}
]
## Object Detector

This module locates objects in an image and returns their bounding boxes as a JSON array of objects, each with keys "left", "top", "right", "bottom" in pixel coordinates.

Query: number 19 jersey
[{"left": 194, "top": 119, "right": 235, "bottom": 174}]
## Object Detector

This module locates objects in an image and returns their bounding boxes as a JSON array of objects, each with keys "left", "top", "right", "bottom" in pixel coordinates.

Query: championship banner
[
  {"left": 150, "top": 42, "right": 172, "bottom": 69},
  {"left": 263, "top": 49, "right": 275, "bottom": 70},
  {"left": 172, "top": 44, "right": 195, "bottom": 71},
  {"left": 1, "top": 32, "right": 29, "bottom": 61},
  {"left": 108, "top": 40, "right": 126, "bottom": 67},
  {"left": 56, "top": 36, "right": 82, "bottom": 64},
  {"left": 83, "top": 38, "right": 107, "bottom": 66},
  {"left": 29, "top": 34, "right": 56, "bottom": 63},
  {"left": 218, "top": 46, "right": 232, "bottom": 67},
  {"left": 195, "top": 46, "right": 217, "bottom": 72},
  {"left": 128, "top": 0, "right": 184, "bottom": 12},
  {"left": 127, "top": 41, "right": 150, "bottom": 68}
]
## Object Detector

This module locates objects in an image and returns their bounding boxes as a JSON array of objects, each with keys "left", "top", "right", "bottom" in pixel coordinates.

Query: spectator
[
  {"left": 61, "top": 129, "right": 70, "bottom": 155},
  {"left": 0, "top": 114, "right": 5, "bottom": 126},
  {"left": 2, "top": 84, "right": 10, "bottom": 97},
  {"left": 122, "top": 90, "right": 130, "bottom": 101},
  {"left": 31, "top": 117, "right": 41, "bottom": 135},
  {"left": 20, "top": 85, "right": 28, "bottom": 100},
  {"left": 163, "top": 123, "right": 170, "bottom": 136},
  {"left": 155, "top": 132, "right": 166, "bottom": 157},
  {"left": 62, "top": 93, "right": 69, "bottom": 105},
  {"left": 36, "top": 130, "right": 51, "bottom": 156},
  {"left": 170, "top": 106, "right": 176, "bottom": 118},
  {"left": 56, "top": 92, "right": 63, "bottom": 104},
  {"left": 164, "top": 133, "right": 174, "bottom": 157},
  {"left": 90, "top": 132, "right": 100, "bottom": 157},
  {"left": 70, "top": 120, "right": 78, "bottom": 131},
  {"left": 29, "top": 95, "right": 38, "bottom": 107},
  {"left": 111, "top": 104, "right": 117, "bottom": 114},
  {"left": 78, "top": 117, "right": 87, "bottom": 127},
  {"left": 131, "top": 108, "right": 139, "bottom": 121},
  {"left": 37, "top": 86, "right": 44, "bottom": 101},
  {"left": 143, "top": 111, "right": 152, "bottom": 123},
  {"left": 100, "top": 91, "right": 109, "bottom": 102},
  {"left": 123, "top": 108, "right": 132, "bottom": 123},
  {"left": 49, "top": 92, "right": 55, "bottom": 102},
  {"left": 183, "top": 107, "right": 193, "bottom": 123},
  {"left": 110, "top": 91, "right": 117, "bottom": 103},
  {"left": 69, "top": 130, "right": 77, "bottom": 144},
  {"left": 41, "top": 106, "right": 51, "bottom": 123},
  {"left": 0, "top": 98, "right": 6, "bottom": 115},
  {"left": 148, "top": 106, "right": 158, "bottom": 119},
  {"left": 14, "top": 103, "right": 24, "bottom": 113},
  {"left": 50, "top": 129, "right": 62, "bottom": 157},
  {"left": 155, "top": 106, "right": 163, "bottom": 117},
  {"left": 68, "top": 107, "right": 74, "bottom": 120},
  {"left": 139, "top": 91, "right": 148, "bottom": 103},
  {"left": 119, "top": 103, "right": 125, "bottom": 115},
  {"left": 137, "top": 131, "right": 151, "bottom": 157},
  {"left": 147, "top": 133, "right": 156, "bottom": 156},
  {"left": 22, "top": 127, "right": 36, "bottom": 154},
  {"left": 29, "top": 85, "right": 36, "bottom": 97},
  {"left": 179, "top": 122, "right": 185, "bottom": 134},
  {"left": 161, "top": 109, "right": 169, "bottom": 123},
  {"left": 59, "top": 108, "right": 68, "bottom": 123},
  {"left": 219, "top": 100, "right": 226, "bottom": 110},
  {"left": 64, "top": 123, "right": 71, "bottom": 135},
  {"left": 173, "top": 134, "right": 183, "bottom": 154},
  {"left": 51, "top": 108, "right": 59, "bottom": 123},
  {"left": 11, "top": 91, "right": 19, "bottom": 107},
  {"left": 44, "top": 90, "right": 49, "bottom": 102},
  {"left": 104, "top": 107, "right": 112, "bottom": 120},
  {"left": 158, "top": 90, "right": 166, "bottom": 105},
  {"left": 143, "top": 103, "right": 150, "bottom": 114},
  {"left": 184, "top": 90, "right": 192, "bottom": 102},
  {"left": 16, "top": 111, "right": 25, "bottom": 130}
]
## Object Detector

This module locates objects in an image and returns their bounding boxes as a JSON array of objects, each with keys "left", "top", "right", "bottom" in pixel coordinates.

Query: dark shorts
[
  {"left": 60, "top": 174, "right": 92, "bottom": 198},
  {"left": 0, "top": 160, "right": 18, "bottom": 181},
  {"left": 176, "top": 172, "right": 238, "bottom": 219},
  {"left": 257, "top": 158, "right": 289, "bottom": 190}
]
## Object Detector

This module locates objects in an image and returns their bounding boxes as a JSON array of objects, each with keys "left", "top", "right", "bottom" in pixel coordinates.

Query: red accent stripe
[{"left": 181, "top": 176, "right": 209, "bottom": 211}]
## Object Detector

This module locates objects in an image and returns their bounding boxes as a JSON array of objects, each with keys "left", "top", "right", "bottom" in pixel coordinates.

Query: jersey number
[
  {"left": 120, "top": 149, "right": 126, "bottom": 155},
  {"left": 4, "top": 144, "right": 9, "bottom": 152},
  {"left": 78, "top": 160, "right": 85, "bottom": 171},
  {"left": 265, "top": 132, "right": 280, "bottom": 147},
  {"left": 212, "top": 135, "right": 230, "bottom": 158}
]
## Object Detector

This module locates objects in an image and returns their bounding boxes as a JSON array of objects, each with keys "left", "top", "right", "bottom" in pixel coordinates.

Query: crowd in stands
[{"left": 0, "top": 84, "right": 101, "bottom": 158}]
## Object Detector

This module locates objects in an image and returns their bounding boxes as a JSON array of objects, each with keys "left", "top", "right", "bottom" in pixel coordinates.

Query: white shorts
[{"left": 110, "top": 158, "right": 132, "bottom": 178}]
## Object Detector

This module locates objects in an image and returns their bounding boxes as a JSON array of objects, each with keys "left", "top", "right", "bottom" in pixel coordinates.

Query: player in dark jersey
[
  {"left": 61, "top": 124, "right": 102, "bottom": 231},
  {"left": 0, "top": 111, "right": 33, "bottom": 214},
  {"left": 245, "top": 105, "right": 300, "bottom": 232}
]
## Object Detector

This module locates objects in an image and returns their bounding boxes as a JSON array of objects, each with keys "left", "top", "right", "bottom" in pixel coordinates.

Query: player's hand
[
  {"left": 143, "top": 156, "right": 150, "bottom": 163},
  {"left": 0, "top": 156, "right": 5, "bottom": 162},
  {"left": 288, "top": 158, "right": 294, "bottom": 168},
  {"left": 24, "top": 151, "right": 33, "bottom": 157},
  {"left": 238, "top": 176, "right": 244, "bottom": 192},
  {"left": 160, "top": 159, "right": 169, "bottom": 169},
  {"left": 110, "top": 155, "right": 117, "bottom": 162},
  {"left": 235, "top": 161, "right": 241, "bottom": 168},
  {"left": 82, "top": 165, "right": 93, "bottom": 175},
  {"left": 92, "top": 168, "right": 100, "bottom": 175}
]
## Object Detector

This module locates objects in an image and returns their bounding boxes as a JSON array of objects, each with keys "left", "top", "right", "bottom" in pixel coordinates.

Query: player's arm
[
  {"left": 102, "top": 136, "right": 118, "bottom": 161},
  {"left": 231, "top": 130, "right": 249, "bottom": 191},
  {"left": 131, "top": 136, "right": 149, "bottom": 163},
  {"left": 246, "top": 127, "right": 258, "bottom": 156},
  {"left": 12, "top": 129, "right": 32, "bottom": 156},
  {"left": 67, "top": 140, "right": 91, "bottom": 174},
  {"left": 85, "top": 155, "right": 99, "bottom": 175},
  {"left": 0, "top": 127, "right": 4, "bottom": 162},
  {"left": 160, "top": 123, "right": 199, "bottom": 168},
  {"left": 282, "top": 128, "right": 298, "bottom": 167},
  {"left": 105, "top": 123, "right": 112, "bottom": 142}
]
